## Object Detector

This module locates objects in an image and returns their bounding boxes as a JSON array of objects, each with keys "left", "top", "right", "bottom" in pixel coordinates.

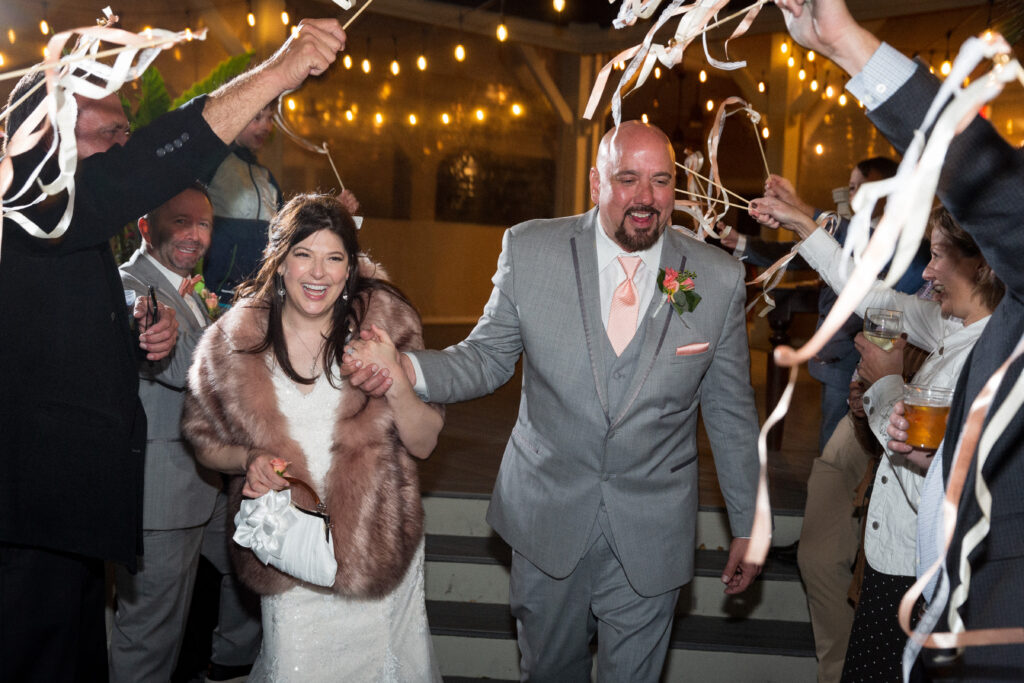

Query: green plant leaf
[
  {"left": 131, "top": 66, "right": 172, "bottom": 131},
  {"left": 171, "top": 52, "right": 254, "bottom": 109}
]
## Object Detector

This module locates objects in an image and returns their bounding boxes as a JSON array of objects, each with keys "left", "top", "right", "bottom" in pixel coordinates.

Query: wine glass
[{"left": 863, "top": 307, "right": 903, "bottom": 350}]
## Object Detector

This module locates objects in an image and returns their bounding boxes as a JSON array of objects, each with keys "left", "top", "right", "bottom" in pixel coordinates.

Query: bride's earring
[{"left": 276, "top": 273, "right": 286, "bottom": 300}]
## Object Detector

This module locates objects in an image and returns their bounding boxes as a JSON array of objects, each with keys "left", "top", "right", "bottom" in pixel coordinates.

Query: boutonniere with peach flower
[
  {"left": 655, "top": 268, "right": 701, "bottom": 318},
  {"left": 188, "top": 276, "right": 223, "bottom": 319}
]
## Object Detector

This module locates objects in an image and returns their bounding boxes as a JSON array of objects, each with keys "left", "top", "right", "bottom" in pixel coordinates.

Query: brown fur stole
[{"left": 182, "top": 275, "right": 433, "bottom": 598}]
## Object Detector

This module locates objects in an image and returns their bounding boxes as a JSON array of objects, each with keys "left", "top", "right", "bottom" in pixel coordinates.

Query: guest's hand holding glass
[
  {"left": 852, "top": 331, "right": 905, "bottom": 385},
  {"left": 862, "top": 307, "right": 902, "bottom": 351},
  {"left": 886, "top": 400, "right": 943, "bottom": 470}
]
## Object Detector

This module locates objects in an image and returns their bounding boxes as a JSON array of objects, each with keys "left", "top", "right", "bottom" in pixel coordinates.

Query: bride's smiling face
[{"left": 278, "top": 229, "right": 350, "bottom": 322}]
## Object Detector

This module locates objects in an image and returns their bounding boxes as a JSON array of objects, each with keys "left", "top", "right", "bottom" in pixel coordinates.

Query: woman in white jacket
[{"left": 749, "top": 202, "right": 1003, "bottom": 682}]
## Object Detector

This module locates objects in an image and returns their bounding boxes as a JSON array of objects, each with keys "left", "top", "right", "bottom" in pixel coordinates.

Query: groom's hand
[
  {"left": 721, "top": 537, "right": 762, "bottom": 594},
  {"left": 341, "top": 329, "right": 393, "bottom": 397}
]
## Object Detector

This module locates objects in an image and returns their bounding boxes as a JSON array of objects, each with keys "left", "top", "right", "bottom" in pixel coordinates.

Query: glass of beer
[
  {"left": 902, "top": 384, "right": 954, "bottom": 450},
  {"left": 863, "top": 308, "right": 903, "bottom": 350}
]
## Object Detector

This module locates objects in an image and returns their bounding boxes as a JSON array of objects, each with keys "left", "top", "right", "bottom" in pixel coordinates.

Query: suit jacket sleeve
[
  {"left": 8, "top": 96, "right": 228, "bottom": 254},
  {"left": 867, "top": 65, "right": 1024, "bottom": 299},
  {"left": 699, "top": 259, "right": 761, "bottom": 538},
  {"left": 411, "top": 227, "right": 523, "bottom": 402}
]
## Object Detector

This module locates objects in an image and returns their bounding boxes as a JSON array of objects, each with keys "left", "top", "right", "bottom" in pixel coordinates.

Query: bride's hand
[
  {"left": 244, "top": 449, "right": 290, "bottom": 498},
  {"left": 344, "top": 324, "right": 403, "bottom": 384}
]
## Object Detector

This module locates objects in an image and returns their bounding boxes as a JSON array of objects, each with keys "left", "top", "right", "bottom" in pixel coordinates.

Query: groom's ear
[{"left": 589, "top": 167, "right": 601, "bottom": 205}]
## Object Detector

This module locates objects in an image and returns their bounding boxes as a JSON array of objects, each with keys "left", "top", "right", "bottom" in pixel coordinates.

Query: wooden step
[
  {"left": 424, "top": 534, "right": 810, "bottom": 622},
  {"left": 428, "top": 601, "right": 817, "bottom": 682}
]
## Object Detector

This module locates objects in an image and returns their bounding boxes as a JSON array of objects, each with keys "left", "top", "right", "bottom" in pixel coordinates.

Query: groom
[{"left": 348, "top": 121, "right": 761, "bottom": 681}]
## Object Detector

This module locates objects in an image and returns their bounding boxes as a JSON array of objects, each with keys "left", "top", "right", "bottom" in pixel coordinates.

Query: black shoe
[{"left": 205, "top": 662, "right": 254, "bottom": 682}]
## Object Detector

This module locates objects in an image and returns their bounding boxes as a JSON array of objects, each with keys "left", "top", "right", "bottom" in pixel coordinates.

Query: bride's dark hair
[{"left": 235, "top": 193, "right": 411, "bottom": 386}]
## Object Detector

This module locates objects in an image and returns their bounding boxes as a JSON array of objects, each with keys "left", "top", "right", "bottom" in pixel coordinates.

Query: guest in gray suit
[
  {"left": 112, "top": 184, "right": 260, "bottom": 683},
  {"left": 345, "top": 121, "right": 762, "bottom": 681}
]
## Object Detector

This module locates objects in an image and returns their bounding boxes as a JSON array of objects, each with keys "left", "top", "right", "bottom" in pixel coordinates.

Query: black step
[
  {"left": 427, "top": 601, "right": 815, "bottom": 658},
  {"left": 443, "top": 678, "right": 517, "bottom": 683},
  {"left": 425, "top": 534, "right": 801, "bottom": 582}
]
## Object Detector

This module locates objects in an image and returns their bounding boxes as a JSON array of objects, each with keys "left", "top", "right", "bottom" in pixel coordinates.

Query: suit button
[
  {"left": 881, "top": 476, "right": 888, "bottom": 484},
  {"left": 871, "top": 521, "right": 879, "bottom": 530}
]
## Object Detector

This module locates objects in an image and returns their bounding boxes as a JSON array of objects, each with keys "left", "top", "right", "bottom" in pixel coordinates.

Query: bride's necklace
[{"left": 292, "top": 331, "right": 325, "bottom": 378}]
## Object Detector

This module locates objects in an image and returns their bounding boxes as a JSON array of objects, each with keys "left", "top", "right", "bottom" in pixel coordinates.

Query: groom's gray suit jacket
[{"left": 413, "top": 208, "right": 760, "bottom": 597}]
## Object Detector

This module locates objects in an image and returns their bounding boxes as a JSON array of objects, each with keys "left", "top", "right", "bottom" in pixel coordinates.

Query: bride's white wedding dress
[{"left": 247, "top": 367, "right": 441, "bottom": 682}]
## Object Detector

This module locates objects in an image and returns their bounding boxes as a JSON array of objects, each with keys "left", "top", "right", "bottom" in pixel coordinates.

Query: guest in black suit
[
  {"left": 775, "top": 0, "right": 1024, "bottom": 677},
  {"left": 0, "top": 19, "right": 347, "bottom": 681}
]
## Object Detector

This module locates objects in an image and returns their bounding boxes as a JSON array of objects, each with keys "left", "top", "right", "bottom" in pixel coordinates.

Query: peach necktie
[{"left": 608, "top": 255, "right": 642, "bottom": 356}]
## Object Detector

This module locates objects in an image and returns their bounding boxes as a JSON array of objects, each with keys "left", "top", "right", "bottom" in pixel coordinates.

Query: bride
[{"left": 183, "top": 193, "right": 443, "bottom": 681}]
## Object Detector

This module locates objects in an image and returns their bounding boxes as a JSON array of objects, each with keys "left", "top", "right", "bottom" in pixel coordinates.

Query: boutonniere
[
  {"left": 655, "top": 268, "right": 701, "bottom": 318},
  {"left": 190, "top": 276, "right": 224, "bottom": 319}
]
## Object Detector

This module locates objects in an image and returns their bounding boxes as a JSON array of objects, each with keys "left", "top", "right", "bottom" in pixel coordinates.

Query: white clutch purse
[{"left": 233, "top": 477, "right": 338, "bottom": 587}]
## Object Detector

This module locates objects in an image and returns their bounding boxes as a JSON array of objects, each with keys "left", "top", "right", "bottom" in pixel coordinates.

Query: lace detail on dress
[{"left": 247, "top": 370, "right": 440, "bottom": 682}]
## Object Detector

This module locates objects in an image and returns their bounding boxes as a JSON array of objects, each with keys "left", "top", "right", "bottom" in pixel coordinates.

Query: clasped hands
[{"left": 340, "top": 324, "right": 413, "bottom": 398}]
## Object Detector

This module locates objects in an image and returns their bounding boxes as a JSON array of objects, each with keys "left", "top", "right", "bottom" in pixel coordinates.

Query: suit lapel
[
  {"left": 129, "top": 253, "right": 204, "bottom": 332},
  {"left": 570, "top": 210, "right": 611, "bottom": 422},
  {"left": 609, "top": 231, "right": 688, "bottom": 430}
]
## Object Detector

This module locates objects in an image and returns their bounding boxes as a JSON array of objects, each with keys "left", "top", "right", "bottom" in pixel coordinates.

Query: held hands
[
  {"left": 342, "top": 324, "right": 417, "bottom": 398},
  {"left": 267, "top": 19, "right": 347, "bottom": 92},
  {"left": 853, "top": 332, "right": 906, "bottom": 385},
  {"left": 722, "top": 537, "right": 762, "bottom": 595},
  {"left": 243, "top": 449, "right": 290, "bottom": 498},
  {"left": 134, "top": 297, "right": 178, "bottom": 361},
  {"left": 886, "top": 401, "right": 937, "bottom": 470}
]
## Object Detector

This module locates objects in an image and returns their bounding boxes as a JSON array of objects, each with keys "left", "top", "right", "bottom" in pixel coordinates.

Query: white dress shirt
[{"left": 594, "top": 220, "right": 664, "bottom": 331}]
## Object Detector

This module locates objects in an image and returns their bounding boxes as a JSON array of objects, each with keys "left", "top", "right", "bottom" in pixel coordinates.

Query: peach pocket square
[{"left": 675, "top": 342, "right": 710, "bottom": 356}]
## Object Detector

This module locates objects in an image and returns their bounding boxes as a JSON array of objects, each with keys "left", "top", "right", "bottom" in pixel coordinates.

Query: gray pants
[
  {"left": 509, "top": 508, "right": 680, "bottom": 682},
  {"left": 109, "top": 492, "right": 261, "bottom": 682}
]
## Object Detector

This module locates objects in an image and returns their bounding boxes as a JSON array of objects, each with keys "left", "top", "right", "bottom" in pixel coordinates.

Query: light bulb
[
  {"left": 345, "top": 110, "right": 354, "bottom": 121},
  {"left": 807, "top": 50, "right": 815, "bottom": 62},
  {"left": 408, "top": 113, "right": 417, "bottom": 125},
  {"left": 511, "top": 103, "right": 523, "bottom": 116},
  {"left": 361, "top": 58, "right": 371, "bottom": 73},
  {"left": 291, "top": 25, "right": 299, "bottom": 38},
  {"left": 940, "top": 60, "right": 952, "bottom": 76},
  {"left": 496, "top": 23, "right": 508, "bottom": 42},
  {"left": 454, "top": 44, "right": 465, "bottom": 62},
  {"left": 838, "top": 93, "right": 848, "bottom": 106},
  {"left": 761, "top": 126, "right": 769, "bottom": 139},
  {"left": 280, "top": 11, "right": 289, "bottom": 25},
  {"left": 7, "top": 29, "right": 15, "bottom": 44},
  {"left": 475, "top": 109, "right": 485, "bottom": 121},
  {"left": 825, "top": 84, "right": 835, "bottom": 98},
  {"left": 286, "top": 98, "right": 296, "bottom": 111},
  {"left": 706, "top": 99, "right": 714, "bottom": 112},
  {"left": 798, "top": 68, "right": 806, "bottom": 81},
  {"left": 787, "top": 56, "right": 795, "bottom": 68},
  {"left": 757, "top": 81, "right": 765, "bottom": 93},
  {"left": 417, "top": 55, "right": 427, "bottom": 70},
  {"left": 553, "top": 0, "right": 565, "bottom": 11},
  {"left": 374, "top": 112, "right": 383, "bottom": 125},
  {"left": 699, "top": 69, "right": 707, "bottom": 83},
  {"left": 641, "top": 113, "right": 649, "bottom": 123},
  {"left": 247, "top": 12, "right": 255, "bottom": 26},
  {"left": 814, "top": 143, "right": 824, "bottom": 155},
  {"left": 390, "top": 59, "right": 400, "bottom": 76},
  {"left": 441, "top": 113, "right": 450, "bottom": 125},
  {"left": 810, "top": 79, "right": 819, "bottom": 92},
  {"left": 40, "top": 19, "right": 49, "bottom": 35},
  {"left": 343, "top": 55, "right": 352, "bottom": 69},
  {"left": 654, "top": 66, "right": 661, "bottom": 79},
  {"left": 780, "top": 42, "right": 788, "bottom": 54}
]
